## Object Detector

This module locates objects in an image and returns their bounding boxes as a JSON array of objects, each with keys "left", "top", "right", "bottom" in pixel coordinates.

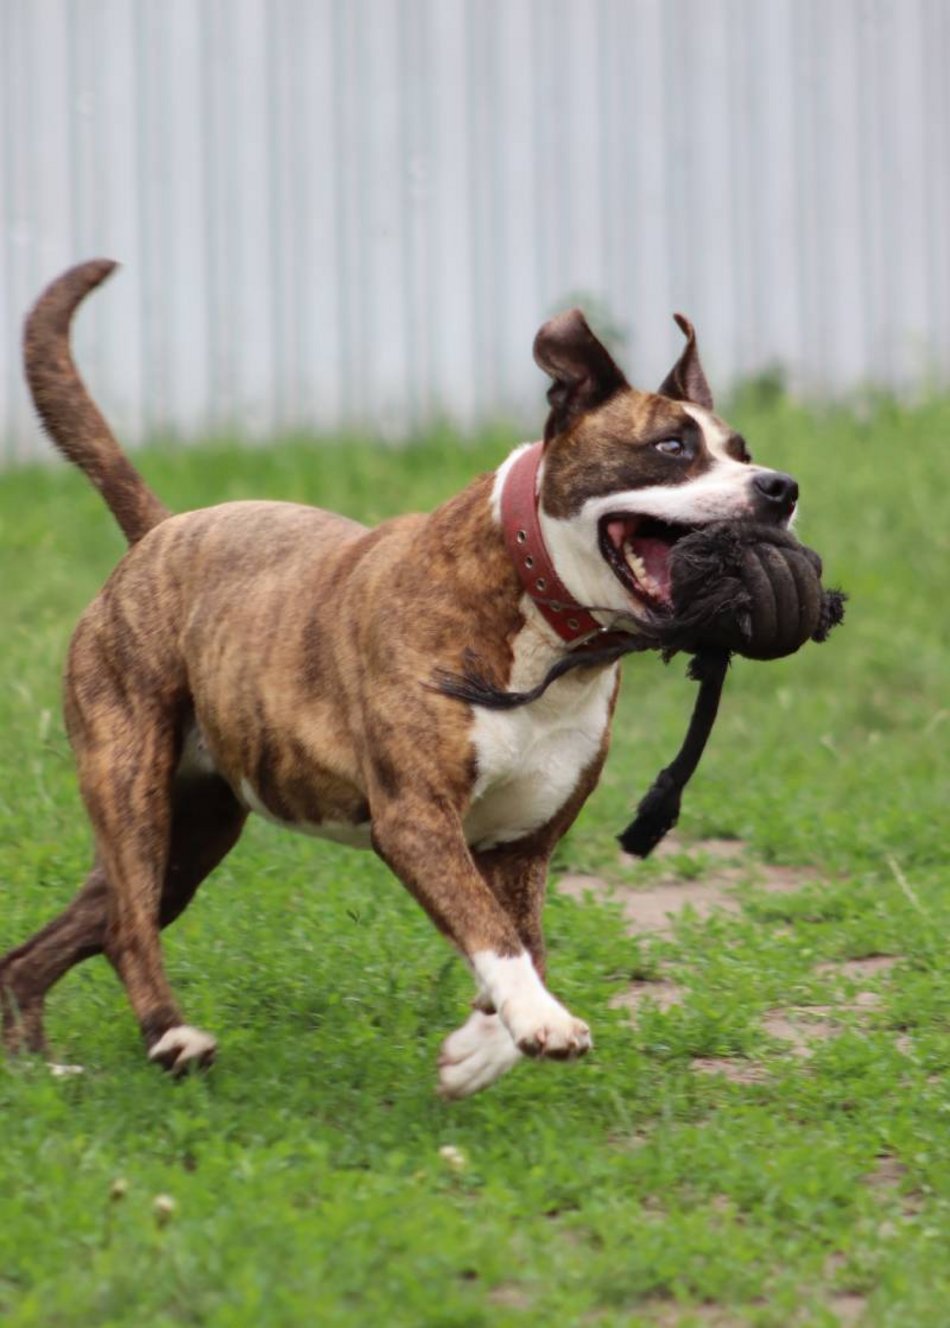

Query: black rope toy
[
  {"left": 617, "top": 522, "right": 846, "bottom": 857},
  {"left": 436, "top": 522, "right": 846, "bottom": 858}
]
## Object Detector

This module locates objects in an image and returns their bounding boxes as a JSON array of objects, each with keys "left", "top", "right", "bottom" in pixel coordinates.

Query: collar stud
[{"left": 500, "top": 442, "right": 635, "bottom": 650}]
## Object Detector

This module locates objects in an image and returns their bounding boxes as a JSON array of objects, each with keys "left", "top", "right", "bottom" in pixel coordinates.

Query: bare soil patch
[
  {"left": 827, "top": 1291, "right": 868, "bottom": 1325},
  {"left": 690, "top": 1057, "right": 770, "bottom": 1085},
  {"left": 863, "top": 1154, "right": 922, "bottom": 1217},
  {"left": 609, "top": 978, "right": 684, "bottom": 1014},
  {"left": 815, "top": 955, "right": 901, "bottom": 980},
  {"left": 640, "top": 1299, "right": 750, "bottom": 1327},
  {"left": 649, "top": 834, "right": 747, "bottom": 863},
  {"left": 692, "top": 967, "right": 902, "bottom": 1078},
  {"left": 755, "top": 955, "right": 903, "bottom": 1057},
  {"left": 865, "top": 1154, "right": 907, "bottom": 1189},
  {"left": 564, "top": 843, "right": 904, "bottom": 1097},
  {"left": 607, "top": 1127, "right": 652, "bottom": 1152},
  {"left": 762, "top": 971, "right": 900, "bottom": 1057},
  {"left": 487, "top": 1283, "right": 533, "bottom": 1310},
  {"left": 618, "top": 880, "right": 744, "bottom": 934},
  {"left": 558, "top": 836, "right": 818, "bottom": 939},
  {"left": 633, "top": 832, "right": 815, "bottom": 891},
  {"left": 557, "top": 866, "right": 743, "bottom": 937},
  {"left": 760, "top": 1008, "right": 842, "bottom": 1058}
]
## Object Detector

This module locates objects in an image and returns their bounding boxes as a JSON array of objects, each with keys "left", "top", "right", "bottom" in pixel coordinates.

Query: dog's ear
[
  {"left": 534, "top": 309, "right": 628, "bottom": 441},
  {"left": 658, "top": 313, "right": 714, "bottom": 411}
]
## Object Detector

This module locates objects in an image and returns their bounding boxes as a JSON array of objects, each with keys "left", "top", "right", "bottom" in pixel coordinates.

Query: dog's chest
[{"left": 463, "top": 639, "right": 617, "bottom": 851}]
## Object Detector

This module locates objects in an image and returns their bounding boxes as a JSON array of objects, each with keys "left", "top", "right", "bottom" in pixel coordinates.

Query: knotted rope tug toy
[{"left": 618, "top": 523, "right": 846, "bottom": 857}]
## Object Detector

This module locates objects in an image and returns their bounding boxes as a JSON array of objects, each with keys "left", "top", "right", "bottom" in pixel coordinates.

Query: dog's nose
[{"left": 752, "top": 470, "right": 798, "bottom": 516}]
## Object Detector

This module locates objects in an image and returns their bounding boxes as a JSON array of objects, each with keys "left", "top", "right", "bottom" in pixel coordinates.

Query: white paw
[
  {"left": 47, "top": 1062, "right": 85, "bottom": 1078},
  {"left": 148, "top": 1024, "right": 217, "bottom": 1075},
  {"left": 502, "top": 994, "right": 592, "bottom": 1060},
  {"left": 472, "top": 951, "right": 592, "bottom": 1061},
  {"left": 438, "top": 1010, "right": 523, "bottom": 1099}
]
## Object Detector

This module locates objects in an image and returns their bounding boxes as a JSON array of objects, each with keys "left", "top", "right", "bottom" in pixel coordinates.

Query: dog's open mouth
[{"left": 599, "top": 515, "right": 697, "bottom": 611}]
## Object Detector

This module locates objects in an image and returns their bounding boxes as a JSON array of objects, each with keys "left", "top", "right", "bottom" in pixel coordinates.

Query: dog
[{"left": 0, "top": 261, "right": 798, "bottom": 1098}]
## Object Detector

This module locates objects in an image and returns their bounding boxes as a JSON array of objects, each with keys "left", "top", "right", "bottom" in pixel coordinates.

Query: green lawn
[{"left": 1, "top": 398, "right": 948, "bottom": 1327}]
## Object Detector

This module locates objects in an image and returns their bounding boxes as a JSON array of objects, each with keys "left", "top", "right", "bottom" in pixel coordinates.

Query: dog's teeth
[
  {"left": 625, "top": 549, "right": 648, "bottom": 582},
  {"left": 624, "top": 545, "right": 664, "bottom": 600}
]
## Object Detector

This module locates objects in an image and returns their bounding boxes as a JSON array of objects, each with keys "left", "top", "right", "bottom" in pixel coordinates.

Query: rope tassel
[{"left": 617, "top": 650, "right": 729, "bottom": 858}]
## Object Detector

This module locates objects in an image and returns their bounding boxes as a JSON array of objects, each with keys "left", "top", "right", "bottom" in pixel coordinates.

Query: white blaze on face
[
  {"left": 536, "top": 404, "right": 787, "bottom": 623},
  {"left": 683, "top": 405, "right": 799, "bottom": 530}
]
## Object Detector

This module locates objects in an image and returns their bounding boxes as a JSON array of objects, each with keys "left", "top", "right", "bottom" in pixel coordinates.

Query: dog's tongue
[{"left": 632, "top": 536, "right": 674, "bottom": 603}]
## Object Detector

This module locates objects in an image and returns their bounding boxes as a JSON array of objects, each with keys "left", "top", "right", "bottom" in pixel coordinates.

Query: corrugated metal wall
[{"left": 1, "top": 0, "right": 948, "bottom": 462}]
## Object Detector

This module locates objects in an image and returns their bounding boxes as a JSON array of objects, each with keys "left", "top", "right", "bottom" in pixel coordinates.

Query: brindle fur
[{"left": 0, "top": 262, "right": 710, "bottom": 1080}]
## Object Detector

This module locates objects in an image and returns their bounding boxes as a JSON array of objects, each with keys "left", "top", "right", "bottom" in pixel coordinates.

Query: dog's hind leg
[
  {"left": 159, "top": 774, "right": 248, "bottom": 929},
  {"left": 101, "top": 761, "right": 248, "bottom": 1075},
  {"left": 0, "top": 863, "right": 110, "bottom": 1055},
  {"left": 0, "top": 774, "right": 246, "bottom": 1064}
]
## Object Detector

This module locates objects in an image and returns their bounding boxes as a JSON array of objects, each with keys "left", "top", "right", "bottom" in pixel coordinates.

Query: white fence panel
[{"left": 1, "top": 0, "right": 948, "bottom": 462}]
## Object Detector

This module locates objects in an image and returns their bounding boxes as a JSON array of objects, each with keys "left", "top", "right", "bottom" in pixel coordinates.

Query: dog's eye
[{"left": 654, "top": 438, "right": 686, "bottom": 458}]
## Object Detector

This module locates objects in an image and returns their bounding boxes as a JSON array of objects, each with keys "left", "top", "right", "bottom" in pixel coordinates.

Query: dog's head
[{"left": 534, "top": 310, "right": 799, "bottom": 629}]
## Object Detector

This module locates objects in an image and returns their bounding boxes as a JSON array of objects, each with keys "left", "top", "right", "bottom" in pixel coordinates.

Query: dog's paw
[
  {"left": 471, "top": 951, "right": 592, "bottom": 1062},
  {"left": 47, "top": 1061, "right": 85, "bottom": 1078},
  {"left": 148, "top": 1024, "right": 217, "bottom": 1076},
  {"left": 501, "top": 995, "right": 592, "bottom": 1060},
  {"left": 0, "top": 963, "right": 48, "bottom": 1056},
  {"left": 437, "top": 1011, "right": 522, "bottom": 1099}
]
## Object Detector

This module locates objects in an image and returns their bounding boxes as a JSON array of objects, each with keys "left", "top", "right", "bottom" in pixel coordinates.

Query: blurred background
[{"left": 1, "top": 0, "right": 948, "bottom": 462}]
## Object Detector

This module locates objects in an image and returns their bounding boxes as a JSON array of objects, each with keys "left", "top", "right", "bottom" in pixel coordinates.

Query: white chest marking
[
  {"left": 465, "top": 455, "right": 617, "bottom": 851},
  {"left": 463, "top": 609, "right": 616, "bottom": 851}
]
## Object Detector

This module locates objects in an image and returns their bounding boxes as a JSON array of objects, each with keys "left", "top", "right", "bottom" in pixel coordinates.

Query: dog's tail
[{"left": 23, "top": 259, "right": 170, "bottom": 545}]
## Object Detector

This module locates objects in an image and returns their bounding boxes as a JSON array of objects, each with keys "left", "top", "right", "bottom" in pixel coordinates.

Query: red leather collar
[{"left": 499, "top": 441, "right": 633, "bottom": 650}]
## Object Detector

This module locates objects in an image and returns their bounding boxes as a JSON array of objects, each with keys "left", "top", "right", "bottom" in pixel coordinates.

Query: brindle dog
[{"left": 0, "top": 261, "right": 798, "bottom": 1097}]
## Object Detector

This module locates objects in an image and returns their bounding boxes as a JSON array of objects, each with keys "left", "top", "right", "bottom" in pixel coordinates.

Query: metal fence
[{"left": 2, "top": 0, "right": 948, "bottom": 462}]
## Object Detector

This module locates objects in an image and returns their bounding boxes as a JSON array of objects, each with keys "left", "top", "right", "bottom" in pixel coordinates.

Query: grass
[{"left": 0, "top": 396, "right": 948, "bottom": 1326}]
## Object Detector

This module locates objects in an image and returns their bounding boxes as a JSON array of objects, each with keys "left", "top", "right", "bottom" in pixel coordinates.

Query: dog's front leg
[
  {"left": 475, "top": 843, "right": 550, "bottom": 980},
  {"left": 371, "top": 797, "right": 590, "bottom": 1096},
  {"left": 437, "top": 846, "right": 553, "bottom": 1099}
]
